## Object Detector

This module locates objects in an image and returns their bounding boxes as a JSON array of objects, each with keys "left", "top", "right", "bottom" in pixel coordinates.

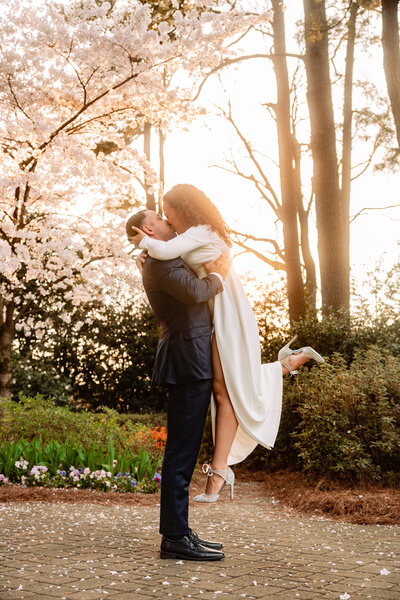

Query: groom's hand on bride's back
[{"left": 204, "top": 251, "right": 231, "bottom": 280}]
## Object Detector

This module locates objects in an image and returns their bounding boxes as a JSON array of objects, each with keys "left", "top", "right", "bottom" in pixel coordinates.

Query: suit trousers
[{"left": 159, "top": 378, "right": 213, "bottom": 537}]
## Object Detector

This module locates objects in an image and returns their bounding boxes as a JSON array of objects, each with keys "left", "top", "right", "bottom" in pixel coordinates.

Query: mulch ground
[
  {"left": 1, "top": 470, "right": 400, "bottom": 526},
  {"left": 259, "top": 470, "right": 400, "bottom": 526}
]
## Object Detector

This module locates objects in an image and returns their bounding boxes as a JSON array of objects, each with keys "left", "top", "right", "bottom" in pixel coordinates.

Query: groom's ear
[{"left": 142, "top": 223, "right": 154, "bottom": 236}]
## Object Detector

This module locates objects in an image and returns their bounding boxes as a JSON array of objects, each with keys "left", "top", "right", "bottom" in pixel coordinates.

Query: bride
[{"left": 130, "top": 184, "right": 324, "bottom": 501}]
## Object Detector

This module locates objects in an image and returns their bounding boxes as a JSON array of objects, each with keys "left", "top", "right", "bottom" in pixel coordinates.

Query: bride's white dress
[{"left": 139, "top": 225, "right": 282, "bottom": 465}]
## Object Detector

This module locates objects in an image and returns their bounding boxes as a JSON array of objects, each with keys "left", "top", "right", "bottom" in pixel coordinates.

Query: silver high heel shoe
[
  {"left": 193, "top": 464, "right": 235, "bottom": 503},
  {"left": 278, "top": 334, "right": 325, "bottom": 375}
]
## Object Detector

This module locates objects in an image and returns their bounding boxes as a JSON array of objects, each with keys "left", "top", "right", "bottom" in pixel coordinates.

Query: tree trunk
[
  {"left": 341, "top": 1, "right": 359, "bottom": 296},
  {"left": 0, "top": 298, "right": 14, "bottom": 400},
  {"left": 159, "top": 127, "right": 165, "bottom": 215},
  {"left": 293, "top": 135, "right": 317, "bottom": 311},
  {"left": 303, "top": 0, "right": 350, "bottom": 313},
  {"left": 143, "top": 121, "right": 156, "bottom": 211},
  {"left": 382, "top": 0, "right": 400, "bottom": 149},
  {"left": 271, "top": 0, "right": 307, "bottom": 323}
]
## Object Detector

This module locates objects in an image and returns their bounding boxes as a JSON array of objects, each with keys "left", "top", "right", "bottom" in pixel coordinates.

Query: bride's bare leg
[{"left": 204, "top": 334, "right": 238, "bottom": 495}]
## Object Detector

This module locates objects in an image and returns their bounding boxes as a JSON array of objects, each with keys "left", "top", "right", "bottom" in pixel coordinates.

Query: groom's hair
[{"left": 126, "top": 210, "right": 148, "bottom": 237}]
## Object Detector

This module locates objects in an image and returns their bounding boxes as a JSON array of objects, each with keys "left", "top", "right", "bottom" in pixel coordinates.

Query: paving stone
[
  {"left": 0, "top": 484, "right": 399, "bottom": 600},
  {"left": 0, "top": 593, "right": 38, "bottom": 600},
  {"left": 367, "top": 592, "right": 400, "bottom": 600},
  {"left": 111, "top": 595, "right": 156, "bottom": 600},
  {"left": 67, "top": 592, "right": 119, "bottom": 599}
]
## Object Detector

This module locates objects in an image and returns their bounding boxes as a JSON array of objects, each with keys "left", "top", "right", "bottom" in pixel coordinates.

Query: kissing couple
[{"left": 127, "top": 183, "right": 324, "bottom": 561}]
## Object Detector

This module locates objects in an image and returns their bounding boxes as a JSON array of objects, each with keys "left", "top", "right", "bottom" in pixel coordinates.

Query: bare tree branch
[
  {"left": 220, "top": 102, "right": 281, "bottom": 214},
  {"left": 192, "top": 54, "right": 272, "bottom": 102},
  {"left": 253, "top": 26, "right": 274, "bottom": 38},
  {"left": 230, "top": 228, "right": 284, "bottom": 258},
  {"left": 211, "top": 163, "right": 280, "bottom": 217},
  {"left": 191, "top": 52, "right": 303, "bottom": 102},
  {"left": 350, "top": 131, "right": 382, "bottom": 181},
  {"left": 6, "top": 76, "right": 35, "bottom": 125},
  {"left": 226, "top": 25, "right": 254, "bottom": 48},
  {"left": 233, "top": 238, "right": 286, "bottom": 270},
  {"left": 350, "top": 203, "right": 400, "bottom": 223}
]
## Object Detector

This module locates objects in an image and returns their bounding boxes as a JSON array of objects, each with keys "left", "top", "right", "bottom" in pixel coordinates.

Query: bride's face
[{"left": 163, "top": 203, "right": 188, "bottom": 234}]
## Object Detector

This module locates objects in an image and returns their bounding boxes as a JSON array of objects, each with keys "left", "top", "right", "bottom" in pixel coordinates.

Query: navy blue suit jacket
[{"left": 142, "top": 256, "right": 223, "bottom": 386}]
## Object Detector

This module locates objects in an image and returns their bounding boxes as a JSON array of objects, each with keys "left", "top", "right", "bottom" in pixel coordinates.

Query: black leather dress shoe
[
  {"left": 189, "top": 528, "right": 223, "bottom": 550},
  {"left": 160, "top": 535, "right": 224, "bottom": 561}
]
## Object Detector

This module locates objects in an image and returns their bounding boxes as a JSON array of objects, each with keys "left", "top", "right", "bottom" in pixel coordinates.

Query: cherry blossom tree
[{"left": 0, "top": 0, "right": 269, "bottom": 398}]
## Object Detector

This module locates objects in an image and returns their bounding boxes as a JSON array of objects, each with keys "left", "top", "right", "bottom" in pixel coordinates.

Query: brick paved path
[{"left": 0, "top": 481, "right": 399, "bottom": 600}]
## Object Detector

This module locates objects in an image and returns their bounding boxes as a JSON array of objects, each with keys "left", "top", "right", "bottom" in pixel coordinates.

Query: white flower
[{"left": 0, "top": 0, "right": 270, "bottom": 360}]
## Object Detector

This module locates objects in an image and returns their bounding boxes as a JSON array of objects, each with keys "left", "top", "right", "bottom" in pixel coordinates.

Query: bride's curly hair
[{"left": 163, "top": 184, "right": 232, "bottom": 247}]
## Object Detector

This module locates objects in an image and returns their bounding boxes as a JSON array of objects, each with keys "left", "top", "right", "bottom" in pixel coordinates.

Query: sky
[{"left": 162, "top": 4, "right": 399, "bottom": 298}]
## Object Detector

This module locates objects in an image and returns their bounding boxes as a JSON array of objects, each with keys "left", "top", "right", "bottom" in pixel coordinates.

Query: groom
[{"left": 126, "top": 209, "right": 229, "bottom": 561}]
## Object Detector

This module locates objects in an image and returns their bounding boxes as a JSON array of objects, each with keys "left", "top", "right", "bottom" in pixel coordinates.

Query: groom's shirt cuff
[{"left": 208, "top": 272, "right": 224, "bottom": 286}]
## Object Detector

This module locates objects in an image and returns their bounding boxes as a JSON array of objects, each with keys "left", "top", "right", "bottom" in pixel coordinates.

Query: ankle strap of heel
[{"left": 202, "top": 464, "right": 229, "bottom": 481}]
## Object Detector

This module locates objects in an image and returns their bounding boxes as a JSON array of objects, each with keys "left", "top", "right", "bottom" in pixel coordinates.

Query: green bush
[
  {"left": 290, "top": 347, "right": 400, "bottom": 482},
  {"left": 0, "top": 394, "right": 165, "bottom": 459},
  {"left": 258, "top": 309, "right": 400, "bottom": 367},
  {"left": 12, "top": 298, "right": 168, "bottom": 412},
  {"left": 11, "top": 360, "right": 74, "bottom": 406}
]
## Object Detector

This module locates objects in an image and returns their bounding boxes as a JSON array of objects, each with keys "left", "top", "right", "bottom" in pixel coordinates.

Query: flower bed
[{"left": 0, "top": 438, "right": 162, "bottom": 494}]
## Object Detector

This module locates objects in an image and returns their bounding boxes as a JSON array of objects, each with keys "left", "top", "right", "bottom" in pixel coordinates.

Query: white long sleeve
[{"left": 139, "top": 226, "right": 213, "bottom": 261}]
